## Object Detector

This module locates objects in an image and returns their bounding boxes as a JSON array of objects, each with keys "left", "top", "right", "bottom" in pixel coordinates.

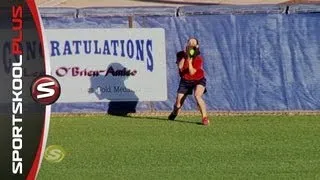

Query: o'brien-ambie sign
[{"left": 44, "top": 28, "right": 167, "bottom": 102}]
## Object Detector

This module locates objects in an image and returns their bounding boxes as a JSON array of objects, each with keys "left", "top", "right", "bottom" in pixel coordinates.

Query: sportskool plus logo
[
  {"left": 11, "top": 4, "right": 23, "bottom": 175},
  {"left": 55, "top": 66, "right": 137, "bottom": 77},
  {"left": 31, "top": 75, "right": 61, "bottom": 105},
  {"left": 44, "top": 145, "right": 66, "bottom": 163}
]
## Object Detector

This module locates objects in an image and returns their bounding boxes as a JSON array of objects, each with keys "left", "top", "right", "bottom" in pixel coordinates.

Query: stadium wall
[{"left": 39, "top": 4, "right": 320, "bottom": 113}]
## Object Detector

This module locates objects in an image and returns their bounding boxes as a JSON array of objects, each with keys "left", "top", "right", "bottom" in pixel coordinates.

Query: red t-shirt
[{"left": 176, "top": 51, "right": 205, "bottom": 81}]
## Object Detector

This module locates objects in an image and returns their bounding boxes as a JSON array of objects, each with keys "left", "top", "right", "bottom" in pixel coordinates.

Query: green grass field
[{"left": 38, "top": 115, "right": 320, "bottom": 180}]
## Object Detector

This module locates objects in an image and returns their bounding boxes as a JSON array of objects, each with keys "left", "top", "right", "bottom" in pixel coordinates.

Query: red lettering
[
  {"left": 12, "top": 6, "right": 22, "bottom": 19},
  {"left": 57, "top": 66, "right": 135, "bottom": 77},
  {"left": 12, "top": 41, "right": 22, "bottom": 55},
  {"left": 56, "top": 67, "right": 68, "bottom": 77},
  {"left": 93, "top": 71, "right": 100, "bottom": 76},
  {"left": 87, "top": 71, "right": 99, "bottom": 76},
  {"left": 72, "top": 67, "right": 79, "bottom": 76},
  {"left": 12, "top": 18, "right": 22, "bottom": 31},
  {"left": 11, "top": 6, "right": 23, "bottom": 55},
  {"left": 82, "top": 69, "right": 87, "bottom": 76}
]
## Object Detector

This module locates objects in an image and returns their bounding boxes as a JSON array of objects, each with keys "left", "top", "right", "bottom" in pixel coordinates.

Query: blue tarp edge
[
  {"left": 287, "top": 4, "right": 320, "bottom": 14},
  {"left": 39, "top": 7, "right": 78, "bottom": 18},
  {"left": 77, "top": 6, "right": 178, "bottom": 17},
  {"left": 177, "top": 4, "right": 287, "bottom": 16}
]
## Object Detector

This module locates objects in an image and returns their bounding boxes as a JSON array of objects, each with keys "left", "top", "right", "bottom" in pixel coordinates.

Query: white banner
[{"left": 44, "top": 28, "right": 167, "bottom": 102}]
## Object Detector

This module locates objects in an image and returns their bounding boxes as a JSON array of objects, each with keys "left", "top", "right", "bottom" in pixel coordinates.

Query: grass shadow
[{"left": 108, "top": 114, "right": 203, "bottom": 125}]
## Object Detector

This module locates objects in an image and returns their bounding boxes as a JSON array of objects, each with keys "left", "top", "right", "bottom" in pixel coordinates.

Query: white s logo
[{"left": 36, "top": 81, "right": 55, "bottom": 99}]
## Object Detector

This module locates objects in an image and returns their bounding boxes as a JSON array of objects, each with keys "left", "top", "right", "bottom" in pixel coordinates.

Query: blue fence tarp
[{"left": 39, "top": 4, "right": 320, "bottom": 113}]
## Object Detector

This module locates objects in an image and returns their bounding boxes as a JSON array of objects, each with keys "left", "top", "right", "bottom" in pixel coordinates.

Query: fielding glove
[{"left": 187, "top": 47, "right": 196, "bottom": 58}]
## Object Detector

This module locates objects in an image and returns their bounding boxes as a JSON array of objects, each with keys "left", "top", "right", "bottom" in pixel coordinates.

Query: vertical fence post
[{"left": 128, "top": 16, "right": 133, "bottom": 28}]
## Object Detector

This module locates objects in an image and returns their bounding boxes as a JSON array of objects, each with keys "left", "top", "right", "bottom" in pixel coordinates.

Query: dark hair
[{"left": 187, "top": 37, "right": 200, "bottom": 56}]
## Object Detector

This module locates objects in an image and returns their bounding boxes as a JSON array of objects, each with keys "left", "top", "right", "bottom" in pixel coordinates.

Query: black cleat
[
  {"left": 168, "top": 112, "right": 177, "bottom": 120},
  {"left": 168, "top": 105, "right": 180, "bottom": 120}
]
